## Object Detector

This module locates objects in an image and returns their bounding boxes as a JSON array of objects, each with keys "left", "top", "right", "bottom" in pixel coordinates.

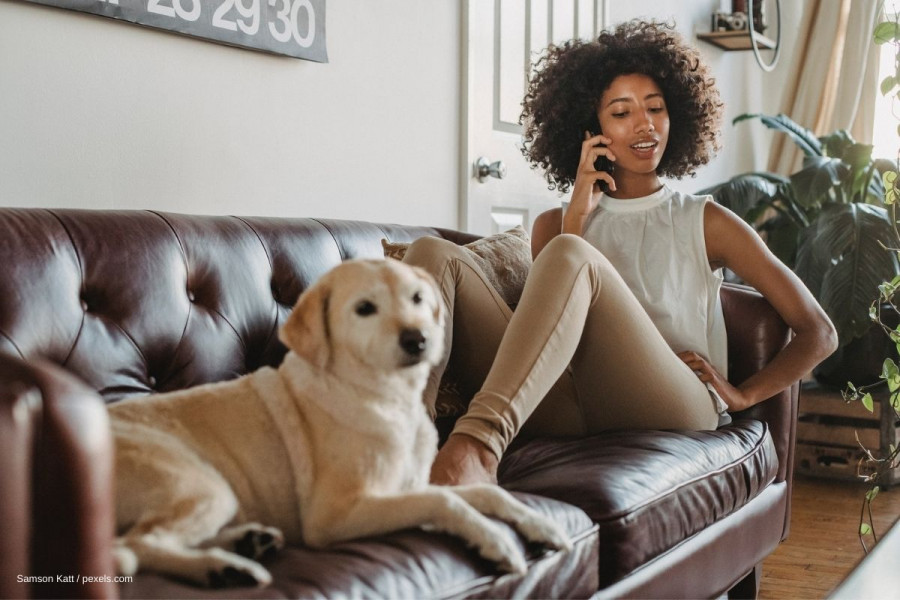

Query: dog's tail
[{"left": 113, "top": 540, "right": 139, "bottom": 576}]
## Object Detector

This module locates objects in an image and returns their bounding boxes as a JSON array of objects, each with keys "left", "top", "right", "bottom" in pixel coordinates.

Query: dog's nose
[{"left": 399, "top": 328, "right": 427, "bottom": 356}]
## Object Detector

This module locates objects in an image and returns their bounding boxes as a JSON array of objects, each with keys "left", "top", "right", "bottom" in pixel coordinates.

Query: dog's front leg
[
  {"left": 200, "top": 523, "right": 285, "bottom": 561},
  {"left": 450, "top": 485, "right": 572, "bottom": 552},
  {"left": 305, "top": 487, "right": 529, "bottom": 573}
]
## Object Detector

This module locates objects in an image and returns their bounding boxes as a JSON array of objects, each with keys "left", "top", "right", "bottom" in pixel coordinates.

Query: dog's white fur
[{"left": 111, "top": 258, "right": 570, "bottom": 587}]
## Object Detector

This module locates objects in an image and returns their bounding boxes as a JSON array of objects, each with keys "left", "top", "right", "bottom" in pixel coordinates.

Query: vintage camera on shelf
[{"left": 712, "top": 11, "right": 749, "bottom": 32}]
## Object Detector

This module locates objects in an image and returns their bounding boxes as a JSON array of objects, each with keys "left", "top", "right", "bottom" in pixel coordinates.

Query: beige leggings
[{"left": 403, "top": 233, "right": 720, "bottom": 460}]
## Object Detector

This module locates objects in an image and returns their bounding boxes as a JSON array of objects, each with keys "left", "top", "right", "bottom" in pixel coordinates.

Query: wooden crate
[{"left": 795, "top": 384, "right": 900, "bottom": 486}]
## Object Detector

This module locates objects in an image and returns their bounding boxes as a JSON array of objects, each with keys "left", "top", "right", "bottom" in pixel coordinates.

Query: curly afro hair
[{"left": 521, "top": 20, "right": 723, "bottom": 193}]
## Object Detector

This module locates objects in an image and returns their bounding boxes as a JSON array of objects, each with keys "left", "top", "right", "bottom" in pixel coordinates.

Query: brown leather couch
[{"left": 0, "top": 208, "right": 797, "bottom": 599}]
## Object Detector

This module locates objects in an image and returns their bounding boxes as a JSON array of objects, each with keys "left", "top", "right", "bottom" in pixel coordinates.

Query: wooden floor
[{"left": 758, "top": 475, "right": 900, "bottom": 599}]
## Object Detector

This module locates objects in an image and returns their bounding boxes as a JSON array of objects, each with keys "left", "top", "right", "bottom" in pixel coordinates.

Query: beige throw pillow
[{"left": 381, "top": 226, "right": 532, "bottom": 306}]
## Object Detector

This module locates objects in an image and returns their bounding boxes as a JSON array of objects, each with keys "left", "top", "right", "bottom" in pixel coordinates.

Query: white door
[{"left": 461, "top": 0, "right": 607, "bottom": 235}]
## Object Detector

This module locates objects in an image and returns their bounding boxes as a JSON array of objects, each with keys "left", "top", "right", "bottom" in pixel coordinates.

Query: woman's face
[{"left": 596, "top": 73, "right": 670, "bottom": 177}]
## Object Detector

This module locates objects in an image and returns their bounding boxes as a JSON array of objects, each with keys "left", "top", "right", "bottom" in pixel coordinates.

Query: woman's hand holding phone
[{"left": 562, "top": 132, "right": 616, "bottom": 235}]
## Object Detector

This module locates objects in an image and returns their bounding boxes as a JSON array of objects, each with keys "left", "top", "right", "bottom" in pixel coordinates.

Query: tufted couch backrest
[{"left": 0, "top": 209, "right": 476, "bottom": 404}]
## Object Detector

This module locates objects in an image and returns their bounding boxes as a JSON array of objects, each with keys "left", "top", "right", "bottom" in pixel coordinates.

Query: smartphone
[{"left": 591, "top": 129, "right": 612, "bottom": 193}]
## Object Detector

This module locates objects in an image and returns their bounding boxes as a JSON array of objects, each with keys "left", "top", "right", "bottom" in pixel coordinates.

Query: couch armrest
[
  {"left": 0, "top": 359, "right": 40, "bottom": 599},
  {"left": 0, "top": 352, "right": 117, "bottom": 599},
  {"left": 720, "top": 283, "right": 797, "bottom": 485},
  {"left": 720, "top": 283, "right": 798, "bottom": 542}
]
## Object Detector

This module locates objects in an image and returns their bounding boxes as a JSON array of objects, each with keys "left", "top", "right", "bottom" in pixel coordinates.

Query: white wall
[
  {"left": 0, "top": 0, "right": 460, "bottom": 227},
  {"left": 0, "top": 0, "right": 805, "bottom": 227}
]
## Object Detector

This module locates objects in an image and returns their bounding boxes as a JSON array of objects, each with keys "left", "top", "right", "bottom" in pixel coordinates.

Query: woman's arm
[
  {"left": 532, "top": 132, "right": 615, "bottom": 259},
  {"left": 531, "top": 208, "right": 563, "bottom": 259},
  {"left": 561, "top": 133, "right": 616, "bottom": 237},
  {"left": 695, "top": 201, "right": 838, "bottom": 411}
]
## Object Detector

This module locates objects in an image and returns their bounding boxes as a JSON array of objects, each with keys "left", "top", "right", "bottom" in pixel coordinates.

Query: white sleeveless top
[{"left": 570, "top": 185, "right": 730, "bottom": 424}]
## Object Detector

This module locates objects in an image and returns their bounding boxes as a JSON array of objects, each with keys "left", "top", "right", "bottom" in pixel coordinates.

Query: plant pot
[{"left": 814, "top": 305, "right": 900, "bottom": 390}]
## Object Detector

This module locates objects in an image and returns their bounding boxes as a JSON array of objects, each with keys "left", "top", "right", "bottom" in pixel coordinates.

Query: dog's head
[{"left": 279, "top": 258, "right": 445, "bottom": 374}]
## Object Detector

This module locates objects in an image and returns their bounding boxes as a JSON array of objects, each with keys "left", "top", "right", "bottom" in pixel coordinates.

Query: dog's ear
[
  {"left": 410, "top": 265, "right": 444, "bottom": 325},
  {"left": 279, "top": 280, "right": 331, "bottom": 370}
]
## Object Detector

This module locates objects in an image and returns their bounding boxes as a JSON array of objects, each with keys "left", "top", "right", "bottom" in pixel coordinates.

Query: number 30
[{"left": 268, "top": 0, "right": 315, "bottom": 48}]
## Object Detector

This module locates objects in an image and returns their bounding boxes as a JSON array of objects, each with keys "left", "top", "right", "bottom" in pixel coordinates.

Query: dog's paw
[
  {"left": 112, "top": 545, "right": 138, "bottom": 576},
  {"left": 233, "top": 525, "right": 285, "bottom": 561},
  {"left": 472, "top": 524, "right": 528, "bottom": 575},
  {"left": 205, "top": 553, "right": 272, "bottom": 589},
  {"left": 495, "top": 549, "right": 528, "bottom": 575},
  {"left": 208, "top": 565, "right": 267, "bottom": 589},
  {"left": 205, "top": 523, "right": 285, "bottom": 561},
  {"left": 516, "top": 514, "right": 572, "bottom": 553}
]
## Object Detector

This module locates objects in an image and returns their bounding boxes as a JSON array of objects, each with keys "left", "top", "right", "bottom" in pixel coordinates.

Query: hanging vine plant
[{"left": 841, "top": 8, "right": 900, "bottom": 552}]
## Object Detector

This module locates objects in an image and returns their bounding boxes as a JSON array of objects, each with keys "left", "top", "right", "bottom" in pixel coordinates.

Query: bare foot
[{"left": 430, "top": 433, "right": 499, "bottom": 486}]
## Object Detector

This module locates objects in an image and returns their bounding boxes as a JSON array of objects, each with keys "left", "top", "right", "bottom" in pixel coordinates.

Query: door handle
[{"left": 475, "top": 157, "right": 507, "bottom": 182}]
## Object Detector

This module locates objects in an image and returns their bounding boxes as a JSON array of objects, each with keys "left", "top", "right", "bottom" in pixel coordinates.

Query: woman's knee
[
  {"left": 402, "top": 236, "right": 468, "bottom": 272},
  {"left": 536, "top": 234, "right": 613, "bottom": 274}
]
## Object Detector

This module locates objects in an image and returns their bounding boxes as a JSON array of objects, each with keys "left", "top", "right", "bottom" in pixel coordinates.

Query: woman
[{"left": 404, "top": 20, "right": 837, "bottom": 486}]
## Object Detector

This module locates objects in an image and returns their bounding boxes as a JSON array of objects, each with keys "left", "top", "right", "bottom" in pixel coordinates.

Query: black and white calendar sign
[{"left": 22, "top": 0, "right": 327, "bottom": 62}]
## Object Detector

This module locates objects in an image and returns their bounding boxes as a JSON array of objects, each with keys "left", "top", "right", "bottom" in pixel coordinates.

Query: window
[{"left": 873, "top": 14, "right": 898, "bottom": 161}]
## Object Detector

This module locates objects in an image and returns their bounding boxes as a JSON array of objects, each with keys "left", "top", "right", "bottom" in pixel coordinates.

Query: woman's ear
[{"left": 279, "top": 280, "right": 332, "bottom": 370}]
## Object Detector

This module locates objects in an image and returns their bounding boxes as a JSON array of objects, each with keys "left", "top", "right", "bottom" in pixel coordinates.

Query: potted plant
[{"left": 699, "top": 113, "right": 899, "bottom": 386}]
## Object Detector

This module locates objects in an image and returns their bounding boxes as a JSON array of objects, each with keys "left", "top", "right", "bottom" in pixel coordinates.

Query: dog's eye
[
  {"left": 355, "top": 300, "right": 377, "bottom": 316},
  {"left": 412, "top": 291, "right": 422, "bottom": 305}
]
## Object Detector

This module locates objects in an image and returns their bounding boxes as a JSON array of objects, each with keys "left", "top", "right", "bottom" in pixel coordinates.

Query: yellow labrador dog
[{"left": 111, "top": 258, "right": 570, "bottom": 587}]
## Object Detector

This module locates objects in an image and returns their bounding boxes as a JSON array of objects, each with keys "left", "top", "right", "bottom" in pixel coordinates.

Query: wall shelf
[{"left": 697, "top": 30, "right": 776, "bottom": 51}]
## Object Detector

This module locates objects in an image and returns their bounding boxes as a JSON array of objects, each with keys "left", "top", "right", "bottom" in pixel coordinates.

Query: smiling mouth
[{"left": 630, "top": 141, "right": 658, "bottom": 151}]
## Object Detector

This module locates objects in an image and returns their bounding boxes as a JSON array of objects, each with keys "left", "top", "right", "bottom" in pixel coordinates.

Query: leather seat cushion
[
  {"left": 497, "top": 419, "right": 778, "bottom": 587},
  {"left": 119, "top": 494, "right": 599, "bottom": 599}
]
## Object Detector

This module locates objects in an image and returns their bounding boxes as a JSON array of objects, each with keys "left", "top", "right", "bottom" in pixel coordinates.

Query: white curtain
[{"left": 768, "top": 0, "right": 883, "bottom": 174}]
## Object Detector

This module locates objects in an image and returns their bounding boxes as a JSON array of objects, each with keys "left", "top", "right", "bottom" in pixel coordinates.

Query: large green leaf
[
  {"left": 795, "top": 203, "right": 900, "bottom": 347},
  {"left": 840, "top": 142, "right": 874, "bottom": 173},
  {"left": 820, "top": 130, "right": 856, "bottom": 160},
  {"left": 833, "top": 142, "right": 880, "bottom": 204},
  {"left": 758, "top": 213, "right": 801, "bottom": 267},
  {"left": 774, "top": 182, "right": 812, "bottom": 227},
  {"left": 859, "top": 161, "right": 886, "bottom": 206},
  {"left": 698, "top": 174, "right": 779, "bottom": 221},
  {"left": 790, "top": 157, "right": 849, "bottom": 206},
  {"left": 734, "top": 113, "right": 823, "bottom": 157}
]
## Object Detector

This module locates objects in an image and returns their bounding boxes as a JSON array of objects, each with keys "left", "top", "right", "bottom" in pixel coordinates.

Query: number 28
[
  {"left": 147, "top": 0, "right": 200, "bottom": 21},
  {"left": 268, "top": 0, "right": 315, "bottom": 48}
]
